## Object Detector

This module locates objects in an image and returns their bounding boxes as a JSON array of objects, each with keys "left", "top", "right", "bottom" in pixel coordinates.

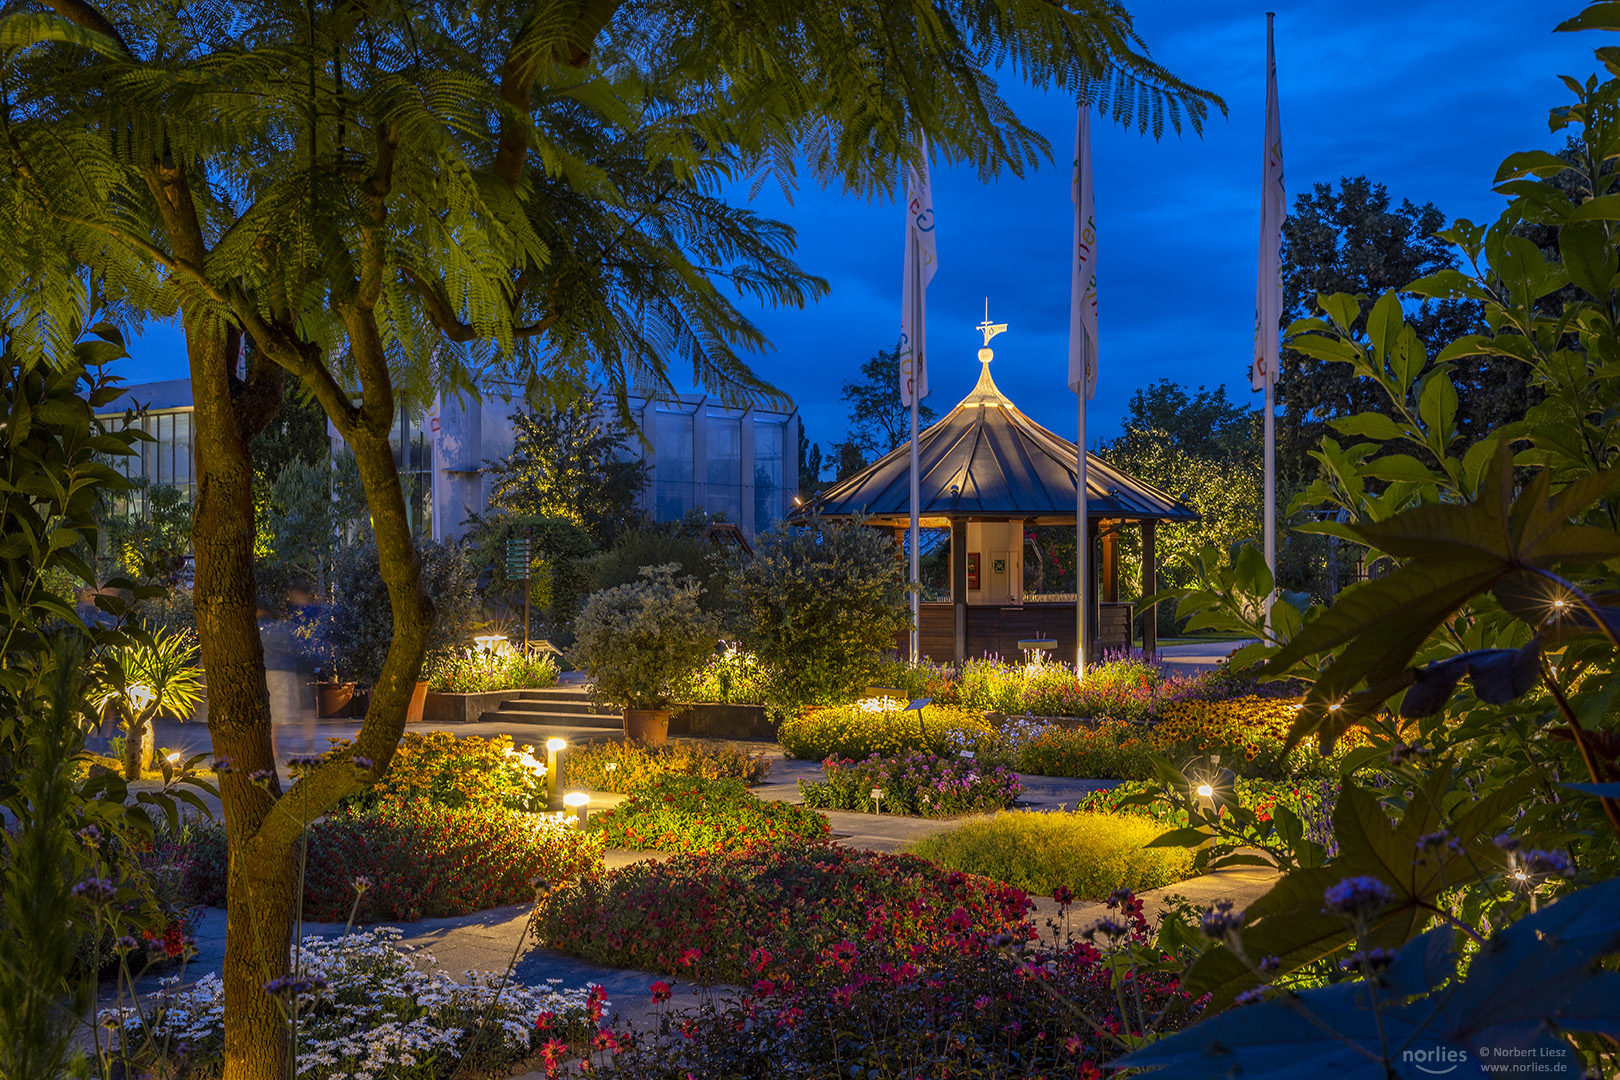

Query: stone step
[
  {"left": 474, "top": 720, "right": 625, "bottom": 744},
  {"left": 501, "top": 696, "right": 608, "bottom": 717},
  {"left": 485, "top": 701, "right": 624, "bottom": 729}
]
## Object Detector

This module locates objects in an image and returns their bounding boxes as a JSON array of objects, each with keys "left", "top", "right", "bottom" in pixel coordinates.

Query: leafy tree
[
  {"left": 798, "top": 426, "right": 825, "bottom": 497},
  {"left": 839, "top": 345, "right": 938, "bottom": 460},
  {"left": 1277, "top": 176, "right": 1520, "bottom": 465},
  {"left": 4, "top": 1, "right": 1219, "bottom": 1072},
  {"left": 88, "top": 627, "right": 204, "bottom": 779},
  {"left": 485, "top": 400, "right": 650, "bottom": 546},
  {"left": 587, "top": 524, "right": 728, "bottom": 614},
  {"left": 101, "top": 479, "right": 193, "bottom": 589},
  {"left": 465, "top": 512, "right": 596, "bottom": 640},
  {"left": 727, "top": 516, "right": 909, "bottom": 707},
  {"left": 1100, "top": 380, "right": 1261, "bottom": 632}
]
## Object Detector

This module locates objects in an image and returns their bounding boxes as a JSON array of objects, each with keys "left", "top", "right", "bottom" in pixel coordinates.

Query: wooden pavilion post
[
  {"left": 951, "top": 517, "right": 967, "bottom": 664},
  {"left": 1140, "top": 519, "right": 1157, "bottom": 655}
]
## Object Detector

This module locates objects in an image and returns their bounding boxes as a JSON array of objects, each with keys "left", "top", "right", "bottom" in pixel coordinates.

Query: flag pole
[
  {"left": 1070, "top": 99, "right": 1098, "bottom": 673},
  {"left": 909, "top": 374, "right": 920, "bottom": 665},
  {"left": 1256, "top": 11, "right": 1284, "bottom": 627}
]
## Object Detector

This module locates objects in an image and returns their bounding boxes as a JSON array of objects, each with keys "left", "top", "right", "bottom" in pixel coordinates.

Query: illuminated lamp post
[
  {"left": 545, "top": 737, "right": 567, "bottom": 810},
  {"left": 564, "top": 791, "right": 590, "bottom": 828}
]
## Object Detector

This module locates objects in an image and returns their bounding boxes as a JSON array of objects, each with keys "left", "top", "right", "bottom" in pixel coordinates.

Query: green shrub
[
  {"left": 320, "top": 536, "right": 480, "bottom": 688},
  {"left": 726, "top": 516, "right": 909, "bottom": 708},
  {"left": 425, "top": 647, "right": 560, "bottom": 693},
  {"left": 592, "top": 775, "right": 827, "bottom": 852},
  {"left": 565, "top": 740, "right": 772, "bottom": 794},
  {"left": 672, "top": 642, "right": 783, "bottom": 705},
  {"left": 911, "top": 811, "right": 1196, "bottom": 899},
  {"left": 184, "top": 802, "right": 602, "bottom": 921},
  {"left": 320, "top": 732, "right": 548, "bottom": 812},
  {"left": 569, "top": 564, "right": 720, "bottom": 709},
  {"left": 588, "top": 525, "right": 727, "bottom": 612},
  {"left": 778, "top": 700, "right": 1003, "bottom": 761}
]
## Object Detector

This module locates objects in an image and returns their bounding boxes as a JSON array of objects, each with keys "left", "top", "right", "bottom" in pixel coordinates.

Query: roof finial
[{"left": 977, "top": 301, "right": 1008, "bottom": 363}]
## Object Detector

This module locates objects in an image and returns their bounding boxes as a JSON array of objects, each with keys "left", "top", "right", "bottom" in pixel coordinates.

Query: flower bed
[
  {"left": 184, "top": 803, "right": 603, "bottom": 921},
  {"left": 533, "top": 841, "right": 1033, "bottom": 984},
  {"left": 565, "top": 740, "right": 772, "bottom": 794},
  {"left": 426, "top": 646, "right": 559, "bottom": 692},
  {"left": 948, "top": 652, "right": 1279, "bottom": 720},
  {"left": 591, "top": 775, "right": 828, "bottom": 852},
  {"left": 778, "top": 700, "right": 1003, "bottom": 761},
  {"left": 910, "top": 810, "right": 1197, "bottom": 898},
  {"left": 101, "top": 927, "right": 597, "bottom": 1079},
  {"left": 1075, "top": 776, "right": 1338, "bottom": 829},
  {"left": 565, "top": 890, "right": 1200, "bottom": 1078},
  {"left": 323, "top": 731, "right": 549, "bottom": 812},
  {"left": 1008, "top": 695, "right": 1370, "bottom": 781},
  {"left": 798, "top": 751, "right": 1020, "bottom": 816}
]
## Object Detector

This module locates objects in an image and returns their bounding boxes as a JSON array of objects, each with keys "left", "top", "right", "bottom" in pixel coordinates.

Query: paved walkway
[{"left": 1156, "top": 638, "right": 1259, "bottom": 677}]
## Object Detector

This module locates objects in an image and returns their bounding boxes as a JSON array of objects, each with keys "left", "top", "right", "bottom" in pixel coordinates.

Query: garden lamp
[
  {"left": 473, "top": 633, "right": 507, "bottom": 654},
  {"left": 127, "top": 683, "right": 157, "bottom": 716},
  {"left": 545, "top": 737, "right": 567, "bottom": 808},
  {"left": 564, "top": 791, "right": 590, "bottom": 828}
]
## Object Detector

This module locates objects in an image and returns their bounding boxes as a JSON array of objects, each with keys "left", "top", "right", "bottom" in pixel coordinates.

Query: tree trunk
[
  {"left": 120, "top": 709, "right": 141, "bottom": 781},
  {"left": 184, "top": 323, "right": 295, "bottom": 1080}
]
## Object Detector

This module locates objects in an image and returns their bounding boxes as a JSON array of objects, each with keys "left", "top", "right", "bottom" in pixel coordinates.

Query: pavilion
[{"left": 791, "top": 346, "right": 1196, "bottom": 664}]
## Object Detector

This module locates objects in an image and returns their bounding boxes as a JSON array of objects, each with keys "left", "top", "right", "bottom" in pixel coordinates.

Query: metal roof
[{"left": 794, "top": 361, "right": 1197, "bottom": 525}]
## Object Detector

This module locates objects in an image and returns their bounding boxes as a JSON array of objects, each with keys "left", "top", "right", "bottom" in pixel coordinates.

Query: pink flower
[{"left": 650, "top": 980, "right": 672, "bottom": 1003}]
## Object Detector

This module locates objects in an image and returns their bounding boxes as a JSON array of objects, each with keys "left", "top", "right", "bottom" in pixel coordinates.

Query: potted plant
[{"left": 568, "top": 564, "right": 719, "bottom": 745}]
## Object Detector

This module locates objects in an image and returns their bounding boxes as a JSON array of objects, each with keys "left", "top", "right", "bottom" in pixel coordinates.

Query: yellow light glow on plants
[{"left": 127, "top": 684, "right": 157, "bottom": 712}]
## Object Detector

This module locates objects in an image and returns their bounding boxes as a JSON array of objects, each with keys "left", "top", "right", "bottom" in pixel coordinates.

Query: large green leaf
[
  {"left": 1261, "top": 442, "right": 1620, "bottom": 749},
  {"left": 1118, "top": 877, "right": 1620, "bottom": 1078},
  {"left": 1184, "top": 771, "right": 1526, "bottom": 1010}
]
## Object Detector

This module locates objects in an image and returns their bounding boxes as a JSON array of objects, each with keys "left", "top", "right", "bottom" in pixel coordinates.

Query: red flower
[{"left": 650, "top": 980, "right": 672, "bottom": 1003}]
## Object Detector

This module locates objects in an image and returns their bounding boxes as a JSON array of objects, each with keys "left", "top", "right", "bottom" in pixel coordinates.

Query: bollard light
[
  {"left": 564, "top": 790, "right": 590, "bottom": 828},
  {"left": 545, "top": 738, "right": 567, "bottom": 808}
]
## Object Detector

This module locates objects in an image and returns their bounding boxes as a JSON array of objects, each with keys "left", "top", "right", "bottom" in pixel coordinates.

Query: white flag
[
  {"left": 1069, "top": 105, "right": 1098, "bottom": 399},
  {"left": 900, "top": 134, "right": 938, "bottom": 407},
  {"left": 1253, "top": 18, "right": 1285, "bottom": 392}
]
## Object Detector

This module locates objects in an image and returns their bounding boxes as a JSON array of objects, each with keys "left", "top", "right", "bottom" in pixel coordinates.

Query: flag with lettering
[
  {"left": 1069, "top": 103, "right": 1098, "bottom": 399},
  {"left": 1253, "top": 18, "right": 1285, "bottom": 392},
  {"left": 900, "top": 134, "right": 938, "bottom": 406}
]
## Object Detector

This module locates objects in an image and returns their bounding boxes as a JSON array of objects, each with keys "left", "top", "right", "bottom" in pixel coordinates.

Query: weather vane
[{"left": 977, "top": 298, "right": 1008, "bottom": 362}]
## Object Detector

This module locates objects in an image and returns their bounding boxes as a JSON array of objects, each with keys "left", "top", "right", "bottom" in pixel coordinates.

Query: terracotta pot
[
  {"left": 624, "top": 708, "right": 670, "bottom": 746},
  {"left": 315, "top": 682, "right": 356, "bottom": 718},
  {"left": 406, "top": 680, "right": 430, "bottom": 725}
]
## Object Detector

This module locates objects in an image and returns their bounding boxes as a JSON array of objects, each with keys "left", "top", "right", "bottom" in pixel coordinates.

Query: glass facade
[
  {"left": 103, "top": 410, "right": 197, "bottom": 519},
  {"left": 653, "top": 409, "right": 694, "bottom": 520},
  {"left": 390, "top": 407, "right": 435, "bottom": 540},
  {"left": 753, "top": 418, "right": 784, "bottom": 530},
  {"left": 706, "top": 411, "right": 742, "bottom": 523}
]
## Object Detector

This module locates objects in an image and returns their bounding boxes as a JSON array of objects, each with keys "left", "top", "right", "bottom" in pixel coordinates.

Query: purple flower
[
  {"left": 1258, "top": 955, "right": 1282, "bottom": 974},
  {"left": 1340, "top": 947, "right": 1398, "bottom": 972},
  {"left": 71, "top": 878, "right": 117, "bottom": 904},
  {"left": 212, "top": 757, "right": 235, "bottom": 775},
  {"left": 1521, "top": 849, "right": 1575, "bottom": 879},
  {"left": 352, "top": 756, "right": 374, "bottom": 772},
  {"left": 1323, "top": 876, "right": 1393, "bottom": 918},
  {"left": 1234, "top": 986, "right": 1270, "bottom": 1006},
  {"left": 250, "top": 769, "right": 277, "bottom": 785},
  {"left": 287, "top": 754, "right": 324, "bottom": 768},
  {"left": 262, "top": 974, "right": 328, "bottom": 996},
  {"left": 1493, "top": 833, "right": 1522, "bottom": 853},
  {"left": 1200, "top": 900, "right": 1245, "bottom": 938},
  {"left": 75, "top": 825, "right": 101, "bottom": 845}
]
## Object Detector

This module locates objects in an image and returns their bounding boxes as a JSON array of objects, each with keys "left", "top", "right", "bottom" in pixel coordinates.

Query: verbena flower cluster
[
  {"left": 101, "top": 928, "right": 596, "bottom": 1079},
  {"left": 798, "top": 751, "right": 1021, "bottom": 817},
  {"left": 533, "top": 841, "right": 1032, "bottom": 985},
  {"left": 565, "top": 884, "right": 1199, "bottom": 1079},
  {"left": 590, "top": 775, "right": 828, "bottom": 853}
]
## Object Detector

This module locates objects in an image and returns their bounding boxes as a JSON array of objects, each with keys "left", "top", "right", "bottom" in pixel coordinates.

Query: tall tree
[
  {"left": 3, "top": 4, "right": 1220, "bottom": 1075},
  {"left": 839, "top": 345, "right": 938, "bottom": 459},
  {"left": 485, "top": 400, "right": 650, "bottom": 545},
  {"left": 1100, "top": 379, "right": 1261, "bottom": 630},
  {"left": 1276, "top": 177, "right": 1525, "bottom": 472}
]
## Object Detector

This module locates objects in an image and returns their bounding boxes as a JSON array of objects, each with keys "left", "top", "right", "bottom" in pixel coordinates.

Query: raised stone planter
[
  {"left": 421, "top": 689, "right": 523, "bottom": 725},
  {"left": 668, "top": 702, "right": 775, "bottom": 740}
]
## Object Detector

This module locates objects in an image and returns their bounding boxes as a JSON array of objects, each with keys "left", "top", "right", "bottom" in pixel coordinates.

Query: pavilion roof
[{"left": 794, "top": 361, "right": 1197, "bottom": 525}]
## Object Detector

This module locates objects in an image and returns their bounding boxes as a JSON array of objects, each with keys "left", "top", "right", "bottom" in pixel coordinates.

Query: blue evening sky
[{"left": 114, "top": 1, "right": 1603, "bottom": 469}]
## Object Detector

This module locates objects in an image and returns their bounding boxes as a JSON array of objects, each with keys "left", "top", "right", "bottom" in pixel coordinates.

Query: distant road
[{"left": 1155, "top": 639, "right": 1259, "bottom": 677}]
